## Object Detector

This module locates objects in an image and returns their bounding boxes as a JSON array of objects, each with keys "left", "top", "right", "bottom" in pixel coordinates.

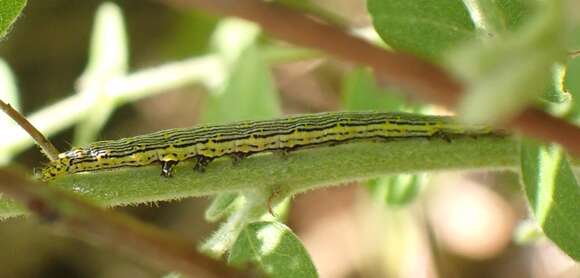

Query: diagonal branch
[
  {"left": 161, "top": 0, "right": 580, "bottom": 156},
  {"left": 0, "top": 99, "right": 59, "bottom": 160},
  {"left": 0, "top": 169, "right": 236, "bottom": 277}
]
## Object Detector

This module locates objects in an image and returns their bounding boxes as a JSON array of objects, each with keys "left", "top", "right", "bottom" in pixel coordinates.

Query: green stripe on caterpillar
[{"left": 40, "top": 111, "right": 500, "bottom": 181}]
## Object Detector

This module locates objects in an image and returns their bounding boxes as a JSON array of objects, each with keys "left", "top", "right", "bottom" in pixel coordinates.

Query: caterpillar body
[{"left": 41, "top": 111, "right": 498, "bottom": 181}]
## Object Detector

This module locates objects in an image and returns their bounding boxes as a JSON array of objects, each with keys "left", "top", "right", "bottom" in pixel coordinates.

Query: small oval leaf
[
  {"left": 520, "top": 141, "right": 580, "bottom": 260},
  {"left": 229, "top": 221, "right": 318, "bottom": 277},
  {"left": 367, "top": 0, "right": 475, "bottom": 60},
  {"left": 0, "top": 0, "right": 27, "bottom": 40},
  {"left": 367, "top": 173, "right": 427, "bottom": 207},
  {"left": 205, "top": 193, "right": 243, "bottom": 222}
]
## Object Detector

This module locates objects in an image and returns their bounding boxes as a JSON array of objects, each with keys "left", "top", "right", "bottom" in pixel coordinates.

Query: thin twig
[
  {"left": 0, "top": 99, "right": 59, "bottom": 160},
  {"left": 569, "top": 50, "right": 580, "bottom": 59},
  {"left": 0, "top": 56, "right": 222, "bottom": 157},
  {"left": 0, "top": 169, "right": 236, "bottom": 277},
  {"left": 162, "top": 0, "right": 580, "bottom": 156},
  {"left": 165, "top": 0, "right": 461, "bottom": 105}
]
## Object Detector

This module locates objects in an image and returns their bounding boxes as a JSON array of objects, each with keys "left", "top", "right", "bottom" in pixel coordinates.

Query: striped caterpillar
[{"left": 41, "top": 111, "right": 497, "bottom": 181}]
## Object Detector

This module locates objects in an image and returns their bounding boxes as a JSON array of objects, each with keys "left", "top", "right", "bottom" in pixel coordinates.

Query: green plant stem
[
  {"left": 0, "top": 55, "right": 224, "bottom": 158},
  {"left": 1, "top": 136, "right": 523, "bottom": 218},
  {"left": 201, "top": 191, "right": 268, "bottom": 257},
  {"left": 0, "top": 45, "right": 319, "bottom": 160},
  {"left": 108, "top": 55, "right": 224, "bottom": 103}
]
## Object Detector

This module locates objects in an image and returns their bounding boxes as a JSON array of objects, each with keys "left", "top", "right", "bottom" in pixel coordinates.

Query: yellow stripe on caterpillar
[{"left": 40, "top": 111, "right": 498, "bottom": 181}]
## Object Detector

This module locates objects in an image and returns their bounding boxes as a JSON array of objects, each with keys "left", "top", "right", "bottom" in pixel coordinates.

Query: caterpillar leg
[
  {"left": 160, "top": 160, "right": 178, "bottom": 177},
  {"left": 229, "top": 152, "right": 250, "bottom": 165},
  {"left": 193, "top": 155, "right": 214, "bottom": 173},
  {"left": 432, "top": 130, "right": 452, "bottom": 143}
]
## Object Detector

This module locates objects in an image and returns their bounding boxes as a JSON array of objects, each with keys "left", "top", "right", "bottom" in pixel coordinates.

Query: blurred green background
[{"left": 0, "top": 1, "right": 578, "bottom": 277}]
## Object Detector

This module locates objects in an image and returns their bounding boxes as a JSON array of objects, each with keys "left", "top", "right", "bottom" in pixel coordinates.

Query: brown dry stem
[
  {"left": 0, "top": 169, "right": 236, "bottom": 277},
  {"left": 0, "top": 99, "right": 60, "bottom": 160},
  {"left": 162, "top": 0, "right": 580, "bottom": 156}
]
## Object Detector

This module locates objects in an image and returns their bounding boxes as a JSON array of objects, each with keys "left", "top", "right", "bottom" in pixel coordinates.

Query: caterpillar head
[{"left": 40, "top": 156, "right": 72, "bottom": 181}]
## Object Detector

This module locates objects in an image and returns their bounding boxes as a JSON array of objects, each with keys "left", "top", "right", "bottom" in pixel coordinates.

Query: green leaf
[
  {"left": 201, "top": 207, "right": 252, "bottom": 258},
  {"left": 564, "top": 55, "right": 580, "bottom": 123},
  {"left": 0, "top": 58, "right": 18, "bottom": 111},
  {"left": 262, "top": 197, "right": 291, "bottom": 223},
  {"left": 201, "top": 191, "right": 271, "bottom": 258},
  {"left": 74, "top": 2, "right": 129, "bottom": 145},
  {"left": 463, "top": 0, "right": 533, "bottom": 36},
  {"left": 229, "top": 221, "right": 318, "bottom": 278},
  {"left": 0, "top": 58, "right": 19, "bottom": 164},
  {"left": 541, "top": 63, "right": 570, "bottom": 105},
  {"left": 83, "top": 2, "right": 128, "bottom": 80},
  {"left": 494, "top": 0, "right": 534, "bottom": 30},
  {"left": 0, "top": 0, "right": 26, "bottom": 39},
  {"left": 462, "top": 0, "right": 505, "bottom": 36},
  {"left": 448, "top": 1, "right": 566, "bottom": 125},
  {"left": 520, "top": 141, "right": 580, "bottom": 260},
  {"left": 210, "top": 18, "right": 260, "bottom": 66},
  {"left": 205, "top": 193, "right": 244, "bottom": 222},
  {"left": 367, "top": 173, "right": 427, "bottom": 207},
  {"left": 367, "top": 0, "right": 475, "bottom": 60},
  {"left": 342, "top": 67, "right": 407, "bottom": 112},
  {"left": 201, "top": 45, "right": 281, "bottom": 123},
  {"left": 166, "top": 10, "right": 218, "bottom": 58}
]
